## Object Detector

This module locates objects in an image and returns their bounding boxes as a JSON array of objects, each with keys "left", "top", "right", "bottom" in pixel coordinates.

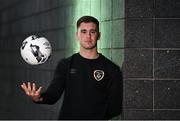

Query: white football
[{"left": 20, "top": 35, "right": 52, "bottom": 65}]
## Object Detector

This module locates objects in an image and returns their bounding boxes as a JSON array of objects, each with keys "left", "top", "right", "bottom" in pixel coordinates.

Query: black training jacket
[{"left": 37, "top": 53, "right": 123, "bottom": 120}]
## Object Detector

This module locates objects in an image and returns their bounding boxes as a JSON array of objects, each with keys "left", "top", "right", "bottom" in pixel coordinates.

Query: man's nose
[{"left": 86, "top": 32, "right": 91, "bottom": 38}]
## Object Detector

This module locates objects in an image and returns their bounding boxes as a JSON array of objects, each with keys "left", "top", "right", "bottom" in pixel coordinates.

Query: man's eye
[
  {"left": 91, "top": 31, "right": 96, "bottom": 33},
  {"left": 81, "top": 31, "right": 86, "bottom": 33}
]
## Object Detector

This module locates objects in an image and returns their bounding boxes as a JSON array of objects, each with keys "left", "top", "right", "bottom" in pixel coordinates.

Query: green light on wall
[
  {"left": 66, "top": 0, "right": 92, "bottom": 55},
  {"left": 65, "top": 0, "right": 124, "bottom": 67}
]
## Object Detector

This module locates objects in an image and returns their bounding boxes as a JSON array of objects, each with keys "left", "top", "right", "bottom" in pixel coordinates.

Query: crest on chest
[{"left": 93, "top": 70, "right": 104, "bottom": 81}]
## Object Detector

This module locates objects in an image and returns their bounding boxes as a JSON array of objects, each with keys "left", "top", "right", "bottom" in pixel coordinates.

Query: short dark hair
[{"left": 76, "top": 16, "right": 99, "bottom": 31}]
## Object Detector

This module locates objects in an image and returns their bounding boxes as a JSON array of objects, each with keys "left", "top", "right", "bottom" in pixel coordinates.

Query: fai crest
[{"left": 93, "top": 70, "right": 104, "bottom": 81}]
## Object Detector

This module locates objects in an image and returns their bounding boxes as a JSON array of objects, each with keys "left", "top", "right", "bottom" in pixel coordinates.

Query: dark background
[{"left": 0, "top": 0, "right": 180, "bottom": 120}]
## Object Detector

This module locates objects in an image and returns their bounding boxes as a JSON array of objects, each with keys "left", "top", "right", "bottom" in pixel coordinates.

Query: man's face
[{"left": 76, "top": 22, "right": 100, "bottom": 50}]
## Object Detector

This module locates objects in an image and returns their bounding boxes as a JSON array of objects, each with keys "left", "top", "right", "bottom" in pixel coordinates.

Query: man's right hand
[{"left": 21, "top": 82, "right": 43, "bottom": 102}]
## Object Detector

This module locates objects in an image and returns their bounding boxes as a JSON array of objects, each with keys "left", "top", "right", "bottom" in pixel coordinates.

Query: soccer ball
[{"left": 20, "top": 35, "right": 52, "bottom": 65}]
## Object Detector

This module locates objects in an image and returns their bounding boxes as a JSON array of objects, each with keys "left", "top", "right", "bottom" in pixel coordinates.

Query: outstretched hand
[{"left": 21, "top": 82, "right": 43, "bottom": 102}]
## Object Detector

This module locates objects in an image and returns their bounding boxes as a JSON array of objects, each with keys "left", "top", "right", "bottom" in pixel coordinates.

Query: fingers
[
  {"left": 21, "top": 82, "right": 29, "bottom": 95},
  {"left": 20, "top": 82, "right": 42, "bottom": 96},
  {"left": 28, "top": 82, "right": 31, "bottom": 91},
  {"left": 21, "top": 82, "right": 27, "bottom": 90},
  {"left": 32, "top": 83, "right": 36, "bottom": 92},
  {"left": 20, "top": 82, "right": 43, "bottom": 102},
  {"left": 36, "top": 86, "right": 42, "bottom": 95}
]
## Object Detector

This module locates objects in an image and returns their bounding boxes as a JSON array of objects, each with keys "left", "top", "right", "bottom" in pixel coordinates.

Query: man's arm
[
  {"left": 106, "top": 66, "right": 123, "bottom": 119},
  {"left": 38, "top": 59, "right": 68, "bottom": 104},
  {"left": 20, "top": 59, "right": 68, "bottom": 104}
]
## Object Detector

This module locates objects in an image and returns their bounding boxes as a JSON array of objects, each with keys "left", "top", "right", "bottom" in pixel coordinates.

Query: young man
[{"left": 21, "top": 16, "right": 123, "bottom": 120}]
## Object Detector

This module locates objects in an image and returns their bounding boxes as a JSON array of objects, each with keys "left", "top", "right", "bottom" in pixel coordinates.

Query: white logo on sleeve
[{"left": 93, "top": 70, "right": 104, "bottom": 81}]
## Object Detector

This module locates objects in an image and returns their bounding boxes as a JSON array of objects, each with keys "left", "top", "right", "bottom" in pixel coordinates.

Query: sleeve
[
  {"left": 106, "top": 65, "right": 123, "bottom": 119},
  {"left": 37, "top": 59, "right": 68, "bottom": 104}
]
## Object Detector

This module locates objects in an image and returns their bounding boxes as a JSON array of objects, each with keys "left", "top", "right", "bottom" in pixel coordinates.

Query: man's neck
[{"left": 79, "top": 48, "right": 99, "bottom": 59}]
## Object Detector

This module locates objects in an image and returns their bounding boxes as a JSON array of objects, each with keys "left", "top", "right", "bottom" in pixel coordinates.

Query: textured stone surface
[
  {"left": 124, "top": 49, "right": 153, "bottom": 78},
  {"left": 124, "top": 80, "right": 153, "bottom": 109},
  {"left": 124, "top": 0, "right": 180, "bottom": 120},
  {"left": 154, "top": 50, "right": 180, "bottom": 78},
  {"left": 155, "top": 0, "right": 180, "bottom": 17},
  {"left": 125, "top": 0, "right": 153, "bottom": 18},
  {"left": 155, "top": 19, "right": 180, "bottom": 48},
  {"left": 154, "top": 110, "right": 180, "bottom": 120},
  {"left": 123, "top": 110, "right": 153, "bottom": 120},
  {"left": 125, "top": 19, "right": 153, "bottom": 48},
  {"left": 154, "top": 80, "right": 180, "bottom": 109}
]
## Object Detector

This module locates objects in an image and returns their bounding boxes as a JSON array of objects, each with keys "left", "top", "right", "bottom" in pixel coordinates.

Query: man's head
[
  {"left": 77, "top": 16, "right": 99, "bottom": 32},
  {"left": 76, "top": 16, "right": 100, "bottom": 50}
]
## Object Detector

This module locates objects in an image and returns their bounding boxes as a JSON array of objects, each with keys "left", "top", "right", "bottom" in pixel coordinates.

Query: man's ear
[
  {"left": 75, "top": 31, "right": 79, "bottom": 40},
  {"left": 98, "top": 32, "right": 101, "bottom": 40}
]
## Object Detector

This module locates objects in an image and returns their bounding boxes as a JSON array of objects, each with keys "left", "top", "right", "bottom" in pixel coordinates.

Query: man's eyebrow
[
  {"left": 80, "top": 29, "right": 87, "bottom": 31},
  {"left": 81, "top": 29, "right": 97, "bottom": 31},
  {"left": 80, "top": 29, "right": 87, "bottom": 32},
  {"left": 90, "top": 29, "right": 97, "bottom": 31}
]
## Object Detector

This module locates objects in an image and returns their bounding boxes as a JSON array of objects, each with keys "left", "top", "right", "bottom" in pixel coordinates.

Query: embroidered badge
[
  {"left": 93, "top": 70, "right": 104, "bottom": 81},
  {"left": 70, "top": 68, "right": 77, "bottom": 74}
]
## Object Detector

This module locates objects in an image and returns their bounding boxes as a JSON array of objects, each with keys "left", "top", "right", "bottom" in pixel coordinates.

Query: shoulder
[
  {"left": 55, "top": 54, "right": 77, "bottom": 71},
  {"left": 100, "top": 54, "right": 123, "bottom": 79},
  {"left": 101, "top": 54, "right": 120, "bottom": 70},
  {"left": 57, "top": 53, "right": 77, "bottom": 65}
]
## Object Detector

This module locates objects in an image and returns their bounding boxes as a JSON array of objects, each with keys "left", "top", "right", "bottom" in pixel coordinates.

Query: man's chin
[
  {"left": 81, "top": 43, "right": 97, "bottom": 50},
  {"left": 84, "top": 46, "right": 97, "bottom": 50}
]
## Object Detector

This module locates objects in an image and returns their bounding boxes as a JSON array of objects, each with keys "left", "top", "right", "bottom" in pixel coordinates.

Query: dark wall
[
  {"left": 0, "top": 0, "right": 124, "bottom": 120},
  {"left": 0, "top": 0, "right": 180, "bottom": 120},
  {"left": 124, "top": 0, "right": 180, "bottom": 119}
]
